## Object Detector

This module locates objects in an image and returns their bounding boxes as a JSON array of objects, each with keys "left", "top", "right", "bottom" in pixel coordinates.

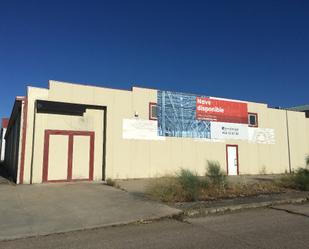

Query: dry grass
[
  {"left": 146, "top": 177, "right": 187, "bottom": 202},
  {"left": 277, "top": 168, "right": 309, "bottom": 191},
  {"left": 146, "top": 176, "right": 283, "bottom": 203},
  {"left": 277, "top": 175, "right": 297, "bottom": 189},
  {"left": 199, "top": 182, "right": 282, "bottom": 200},
  {"left": 146, "top": 162, "right": 298, "bottom": 203}
]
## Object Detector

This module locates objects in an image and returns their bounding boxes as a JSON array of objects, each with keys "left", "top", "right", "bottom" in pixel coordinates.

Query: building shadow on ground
[{"left": 0, "top": 163, "right": 13, "bottom": 184}]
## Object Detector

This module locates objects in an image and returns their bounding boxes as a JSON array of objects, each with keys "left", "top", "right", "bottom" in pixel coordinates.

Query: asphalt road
[{"left": 1, "top": 204, "right": 308, "bottom": 249}]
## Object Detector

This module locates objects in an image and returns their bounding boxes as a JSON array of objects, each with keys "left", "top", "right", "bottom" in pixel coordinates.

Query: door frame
[
  {"left": 226, "top": 144, "right": 239, "bottom": 175},
  {"left": 42, "top": 130, "right": 95, "bottom": 183}
]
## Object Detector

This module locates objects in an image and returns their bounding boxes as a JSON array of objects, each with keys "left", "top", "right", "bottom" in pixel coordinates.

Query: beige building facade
[{"left": 4, "top": 80, "right": 309, "bottom": 184}]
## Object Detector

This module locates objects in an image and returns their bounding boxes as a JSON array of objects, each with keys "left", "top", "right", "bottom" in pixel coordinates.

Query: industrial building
[
  {"left": 3, "top": 80, "right": 309, "bottom": 184},
  {"left": 289, "top": 105, "right": 309, "bottom": 118}
]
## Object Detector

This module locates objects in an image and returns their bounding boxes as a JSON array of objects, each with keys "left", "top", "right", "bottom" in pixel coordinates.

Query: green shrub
[
  {"left": 306, "top": 155, "right": 309, "bottom": 167},
  {"left": 294, "top": 168, "right": 309, "bottom": 191},
  {"left": 206, "top": 161, "right": 227, "bottom": 188},
  {"left": 177, "top": 169, "right": 201, "bottom": 201}
]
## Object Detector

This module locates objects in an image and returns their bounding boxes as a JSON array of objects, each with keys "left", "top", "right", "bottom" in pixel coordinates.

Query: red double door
[{"left": 42, "top": 130, "right": 95, "bottom": 183}]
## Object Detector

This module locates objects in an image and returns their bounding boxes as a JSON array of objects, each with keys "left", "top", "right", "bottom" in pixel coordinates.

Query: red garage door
[{"left": 42, "top": 130, "right": 95, "bottom": 183}]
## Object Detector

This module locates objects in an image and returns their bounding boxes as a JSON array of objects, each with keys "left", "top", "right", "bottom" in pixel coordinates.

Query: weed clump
[
  {"left": 294, "top": 168, "right": 309, "bottom": 191},
  {"left": 206, "top": 161, "right": 227, "bottom": 188},
  {"left": 278, "top": 156, "right": 309, "bottom": 191},
  {"left": 106, "top": 178, "right": 121, "bottom": 188},
  {"left": 177, "top": 169, "right": 201, "bottom": 201}
]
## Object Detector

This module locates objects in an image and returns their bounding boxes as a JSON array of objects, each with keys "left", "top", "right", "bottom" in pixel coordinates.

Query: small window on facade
[
  {"left": 248, "top": 113, "right": 258, "bottom": 127},
  {"left": 149, "top": 103, "right": 157, "bottom": 120}
]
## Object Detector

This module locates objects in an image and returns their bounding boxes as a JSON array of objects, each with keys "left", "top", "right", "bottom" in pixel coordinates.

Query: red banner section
[{"left": 196, "top": 97, "right": 248, "bottom": 124}]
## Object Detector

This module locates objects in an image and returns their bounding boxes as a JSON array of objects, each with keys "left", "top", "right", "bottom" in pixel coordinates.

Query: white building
[{"left": 0, "top": 118, "right": 9, "bottom": 162}]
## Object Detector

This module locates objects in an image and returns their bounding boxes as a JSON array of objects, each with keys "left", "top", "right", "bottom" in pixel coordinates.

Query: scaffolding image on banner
[{"left": 157, "top": 91, "right": 211, "bottom": 138}]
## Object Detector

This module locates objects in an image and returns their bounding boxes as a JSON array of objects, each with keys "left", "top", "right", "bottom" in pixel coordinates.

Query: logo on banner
[
  {"left": 196, "top": 97, "right": 248, "bottom": 124},
  {"left": 211, "top": 122, "right": 248, "bottom": 140}
]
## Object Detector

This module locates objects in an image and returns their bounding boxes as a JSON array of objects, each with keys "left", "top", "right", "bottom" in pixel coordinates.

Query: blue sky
[{"left": 0, "top": 0, "right": 308, "bottom": 119}]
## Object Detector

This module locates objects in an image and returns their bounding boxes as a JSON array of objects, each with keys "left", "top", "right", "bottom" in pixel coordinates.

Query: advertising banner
[
  {"left": 123, "top": 119, "right": 165, "bottom": 140},
  {"left": 248, "top": 128, "right": 275, "bottom": 144},
  {"left": 196, "top": 97, "right": 248, "bottom": 124},
  {"left": 157, "top": 90, "right": 252, "bottom": 141},
  {"left": 211, "top": 122, "right": 248, "bottom": 140}
]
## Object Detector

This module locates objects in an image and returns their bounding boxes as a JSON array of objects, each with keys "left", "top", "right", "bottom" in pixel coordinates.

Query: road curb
[{"left": 184, "top": 197, "right": 309, "bottom": 217}]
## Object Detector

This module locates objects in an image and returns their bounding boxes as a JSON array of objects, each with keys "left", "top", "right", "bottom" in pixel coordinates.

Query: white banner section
[
  {"left": 211, "top": 122, "right": 248, "bottom": 140},
  {"left": 248, "top": 128, "right": 275, "bottom": 144},
  {"left": 123, "top": 119, "right": 165, "bottom": 141}
]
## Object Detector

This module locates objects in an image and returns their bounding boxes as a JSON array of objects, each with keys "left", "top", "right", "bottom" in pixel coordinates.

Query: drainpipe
[
  {"left": 30, "top": 101, "right": 37, "bottom": 184},
  {"left": 102, "top": 107, "right": 107, "bottom": 181},
  {"left": 285, "top": 109, "right": 292, "bottom": 173}
]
